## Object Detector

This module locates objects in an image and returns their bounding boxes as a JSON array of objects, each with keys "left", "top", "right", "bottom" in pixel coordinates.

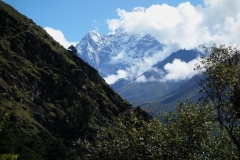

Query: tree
[
  {"left": 81, "top": 111, "right": 163, "bottom": 159},
  {"left": 0, "top": 114, "right": 19, "bottom": 160},
  {"left": 81, "top": 101, "right": 238, "bottom": 159},
  {"left": 68, "top": 45, "right": 77, "bottom": 55},
  {"left": 195, "top": 44, "right": 240, "bottom": 156},
  {"left": 160, "top": 101, "right": 237, "bottom": 159}
]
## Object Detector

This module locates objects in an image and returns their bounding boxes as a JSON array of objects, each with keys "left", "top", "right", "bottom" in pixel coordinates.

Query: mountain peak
[
  {"left": 76, "top": 30, "right": 164, "bottom": 76},
  {"left": 89, "top": 29, "right": 99, "bottom": 34},
  {"left": 88, "top": 30, "right": 102, "bottom": 42}
]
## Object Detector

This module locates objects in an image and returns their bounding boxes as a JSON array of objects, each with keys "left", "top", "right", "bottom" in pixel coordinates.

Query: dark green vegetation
[
  {"left": 0, "top": 1, "right": 240, "bottom": 159},
  {"left": 195, "top": 45, "right": 240, "bottom": 156},
  {"left": 0, "top": 113, "right": 19, "bottom": 159},
  {"left": 92, "top": 102, "right": 238, "bottom": 159}
]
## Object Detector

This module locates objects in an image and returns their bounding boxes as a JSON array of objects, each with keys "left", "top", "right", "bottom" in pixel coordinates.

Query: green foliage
[
  {"left": 196, "top": 45, "right": 240, "bottom": 155},
  {"left": 0, "top": 154, "right": 19, "bottom": 160},
  {"left": 0, "top": 114, "right": 19, "bottom": 160},
  {"left": 0, "top": 120, "right": 43, "bottom": 160},
  {"left": 0, "top": 113, "right": 8, "bottom": 132},
  {"left": 81, "top": 110, "right": 160, "bottom": 159},
  {"left": 0, "top": 120, "right": 78, "bottom": 160},
  {"left": 161, "top": 101, "right": 237, "bottom": 159},
  {"left": 82, "top": 101, "right": 238, "bottom": 159}
]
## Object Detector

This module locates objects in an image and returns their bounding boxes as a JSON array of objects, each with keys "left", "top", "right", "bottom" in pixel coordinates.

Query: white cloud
[
  {"left": 136, "top": 75, "right": 147, "bottom": 83},
  {"left": 162, "top": 57, "right": 201, "bottom": 82},
  {"left": 123, "top": 50, "right": 166, "bottom": 81},
  {"left": 134, "top": 57, "right": 201, "bottom": 83},
  {"left": 111, "top": 51, "right": 124, "bottom": 61},
  {"left": 103, "top": 43, "right": 183, "bottom": 83},
  {"left": 104, "top": 69, "right": 127, "bottom": 84},
  {"left": 104, "top": 0, "right": 240, "bottom": 83},
  {"left": 44, "top": 27, "right": 78, "bottom": 49},
  {"left": 107, "top": 1, "right": 240, "bottom": 49}
]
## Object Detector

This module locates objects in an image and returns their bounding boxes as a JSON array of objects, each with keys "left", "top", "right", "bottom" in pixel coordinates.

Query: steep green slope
[
  {"left": 117, "top": 80, "right": 185, "bottom": 106},
  {"left": 0, "top": 1, "right": 144, "bottom": 159},
  {"left": 140, "top": 75, "right": 204, "bottom": 116}
]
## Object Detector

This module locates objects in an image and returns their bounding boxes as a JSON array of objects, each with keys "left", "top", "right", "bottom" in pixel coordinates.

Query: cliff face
[{"left": 0, "top": 2, "right": 142, "bottom": 159}]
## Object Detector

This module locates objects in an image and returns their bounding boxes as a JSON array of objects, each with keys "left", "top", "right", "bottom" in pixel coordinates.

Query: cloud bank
[
  {"left": 162, "top": 57, "right": 200, "bottom": 81},
  {"left": 107, "top": 0, "right": 240, "bottom": 49},
  {"left": 104, "top": 0, "right": 240, "bottom": 84},
  {"left": 44, "top": 27, "right": 78, "bottom": 49},
  {"left": 104, "top": 47, "right": 177, "bottom": 84},
  {"left": 104, "top": 70, "right": 128, "bottom": 84},
  {"left": 135, "top": 57, "right": 201, "bottom": 83}
]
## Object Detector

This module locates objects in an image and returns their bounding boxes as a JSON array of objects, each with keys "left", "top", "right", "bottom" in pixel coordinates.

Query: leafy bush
[{"left": 83, "top": 101, "right": 238, "bottom": 159}]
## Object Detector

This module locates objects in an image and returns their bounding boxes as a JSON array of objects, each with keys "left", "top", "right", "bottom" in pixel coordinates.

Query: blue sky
[{"left": 3, "top": 0, "right": 203, "bottom": 43}]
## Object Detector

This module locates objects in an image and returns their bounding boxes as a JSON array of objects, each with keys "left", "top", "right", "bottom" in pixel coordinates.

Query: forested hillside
[{"left": 0, "top": 1, "right": 146, "bottom": 159}]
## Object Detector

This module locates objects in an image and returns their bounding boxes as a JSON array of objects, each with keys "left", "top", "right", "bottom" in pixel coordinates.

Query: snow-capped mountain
[
  {"left": 76, "top": 30, "right": 203, "bottom": 110},
  {"left": 75, "top": 30, "right": 164, "bottom": 77},
  {"left": 75, "top": 30, "right": 110, "bottom": 69}
]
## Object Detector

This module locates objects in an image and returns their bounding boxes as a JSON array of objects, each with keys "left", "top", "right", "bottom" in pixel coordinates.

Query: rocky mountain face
[
  {"left": 0, "top": 2, "right": 149, "bottom": 159},
  {"left": 76, "top": 29, "right": 164, "bottom": 77}
]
